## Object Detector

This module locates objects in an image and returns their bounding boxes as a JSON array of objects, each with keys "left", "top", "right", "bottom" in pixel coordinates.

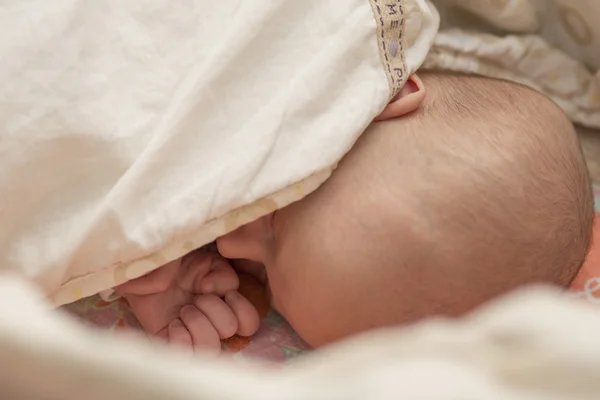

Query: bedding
[
  {"left": 424, "top": 0, "right": 600, "bottom": 129},
  {"left": 1, "top": 1, "right": 600, "bottom": 398},
  {"left": 0, "top": 0, "right": 438, "bottom": 306},
  {"left": 3, "top": 0, "right": 596, "bottom": 308},
  {"left": 570, "top": 184, "right": 600, "bottom": 300},
  {"left": 4, "top": 253, "right": 600, "bottom": 399}
]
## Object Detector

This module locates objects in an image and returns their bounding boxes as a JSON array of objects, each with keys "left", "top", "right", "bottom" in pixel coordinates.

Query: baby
[{"left": 117, "top": 72, "right": 595, "bottom": 351}]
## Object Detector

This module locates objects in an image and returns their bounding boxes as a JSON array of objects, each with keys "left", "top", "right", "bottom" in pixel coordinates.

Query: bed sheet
[{"left": 62, "top": 184, "right": 600, "bottom": 363}]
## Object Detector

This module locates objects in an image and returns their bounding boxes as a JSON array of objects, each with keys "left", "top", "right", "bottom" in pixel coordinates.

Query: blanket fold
[
  {"left": 0, "top": 0, "right": 438, "bottom": 305},
  {"left": 1, "top": 2, "right": 600, "bottom": 398},
  {"left": 425, "top": 0, "right": 600, "bottom": 128}
]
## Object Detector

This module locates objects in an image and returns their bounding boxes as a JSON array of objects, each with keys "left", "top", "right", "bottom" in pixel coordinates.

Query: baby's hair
[
  {"left": 267, "top": 71, "right": 596, "bottom": 345},
  {"left": 343, "top": 71, "right": 596, "bottom": 321},
  {"left": 414, "top": 71, "right": 594, "bottom": 286}
]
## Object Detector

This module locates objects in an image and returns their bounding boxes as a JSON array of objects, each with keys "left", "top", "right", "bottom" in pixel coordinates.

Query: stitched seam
[{"left": 369, "top": 0, "right": 409, "bottom": 98}]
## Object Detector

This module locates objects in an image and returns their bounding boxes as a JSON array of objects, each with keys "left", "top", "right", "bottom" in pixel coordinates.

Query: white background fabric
[
  {"left": 2, "top": 277, "right": 600, "bottom": 400},
  {"left": 13, "top": 2, "right": 600, "bottom": 399},
  {"left": 426, "top": 0, "right": 600, "bottom": 128},
  {"left": 0, "top": 0, "right": 397, "bottom": 297}
]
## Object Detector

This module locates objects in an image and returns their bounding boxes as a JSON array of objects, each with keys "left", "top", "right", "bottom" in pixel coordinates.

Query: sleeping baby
[{"left": 116, "top": 71, "right": 595, "bottom": 351}]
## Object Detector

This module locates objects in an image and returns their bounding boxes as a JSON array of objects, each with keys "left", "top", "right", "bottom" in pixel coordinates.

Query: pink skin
[
  {"left": 116, "top": 250, "right": 260, "bottom": 353},
  {"left": 116, "top": 75, "right": 425, "bottom": 351}
]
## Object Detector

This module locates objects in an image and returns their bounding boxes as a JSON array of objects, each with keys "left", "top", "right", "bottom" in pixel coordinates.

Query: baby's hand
[{"left": 116, "top": 250, "right": 260, "bottom": 353}]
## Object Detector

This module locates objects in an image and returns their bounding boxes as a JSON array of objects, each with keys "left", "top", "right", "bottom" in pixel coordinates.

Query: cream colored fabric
[
  {"left": 0, "top": 0, "right": 439, "bottom": 306},
  {"left": 425, "top": 0, "right": 600, "bottom": 128},
  {"left": 2, "top": 275, "right": 600, "bottom": 399}
]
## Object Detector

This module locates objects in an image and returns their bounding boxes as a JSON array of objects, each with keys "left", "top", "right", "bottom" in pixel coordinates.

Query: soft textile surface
[
  {"left": 2, "top": 1, "right": 600, "bottom": 397},
  {"left": 0, "top": 0, "right": 438, "bottom": 306},
  {"left": 6, "top": 0, "right": 596, "bottom": 308},
  {"left": 61, "top": 185, "right": 600, "bottom": 363},
  {"left": 425, "top": 0, "right": 600, "bottom": 128},
  {"left": 570, "top": 184, "right": 600, "bottom": 298},
  {"left": 6, "top": 279, "right": 600, "bottom": 398}
]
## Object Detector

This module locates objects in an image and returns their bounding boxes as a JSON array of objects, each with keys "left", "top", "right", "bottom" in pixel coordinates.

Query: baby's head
[{"left": 218, "top": 72, "right": 594, "bottom": 346}]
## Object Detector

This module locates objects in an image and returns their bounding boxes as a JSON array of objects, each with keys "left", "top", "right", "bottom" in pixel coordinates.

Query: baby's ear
[{"left": 374, "top": 74, "right": 425, "bottom": 121}]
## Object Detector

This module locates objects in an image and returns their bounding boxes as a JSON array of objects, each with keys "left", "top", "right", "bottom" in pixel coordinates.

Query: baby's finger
[
  {"left": 178, "top": 251, "right": 213, "bottom": 292},
  {"left": 155, "top": 327, "right": 169, "bottom": 342},
  {"left": 116, "top": 259, "right": 180, "bottom": 295},
  {"left": 168, "top": 318, "right": 193, "bottom": 351},
  {"left": 180, "top": 305, "right": 221, "bottom": 352},
  {"left": 200, "top": 261, "right": 239, "bottom": 295},
  {"left": 224, "top": 290, "right": 261, "bottom": 337},
  {"left": 194, "top": 294, "right": 238, "bottom": 339}
]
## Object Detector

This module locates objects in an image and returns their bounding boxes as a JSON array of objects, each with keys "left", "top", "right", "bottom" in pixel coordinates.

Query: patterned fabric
[
  {"left": 369, "top": 0, "right": 408, "bottom": 95},
  {"left": 424, "top": 0, "right": 600, "bottom": 128},
  {"left": 570, "top": 184, "right": 600, "bottom": 301}
]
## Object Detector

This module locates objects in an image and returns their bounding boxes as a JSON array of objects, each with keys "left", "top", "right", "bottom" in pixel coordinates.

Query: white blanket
[
  {"left": 0, "top": 0, "right": 437, "bottom": 305},
  {"left": 3, "top": 277, "right": 600, "bottom": 400},
  {"left": 1, "top": 1, "right": 600, "bottom": 399}
]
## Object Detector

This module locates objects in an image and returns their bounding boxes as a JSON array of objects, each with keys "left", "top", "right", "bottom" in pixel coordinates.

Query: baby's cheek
[
  {"left": 264, "top": 277, "right": 284, "bottom": 314},
  {"left": 264, "top": 258, "right": 341, "bottom": 347},
  {"left": 263, "top": 253, "right": 314, "bottom": 335},
  {"left": 263, "top": 265, "right": 301, "bottom": 328},
  {"left": 262, "top": 271, "right": 286, "bottom": 317},
  {"left": 268, "top": 286, "right": 322, "bottom": 347}
]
